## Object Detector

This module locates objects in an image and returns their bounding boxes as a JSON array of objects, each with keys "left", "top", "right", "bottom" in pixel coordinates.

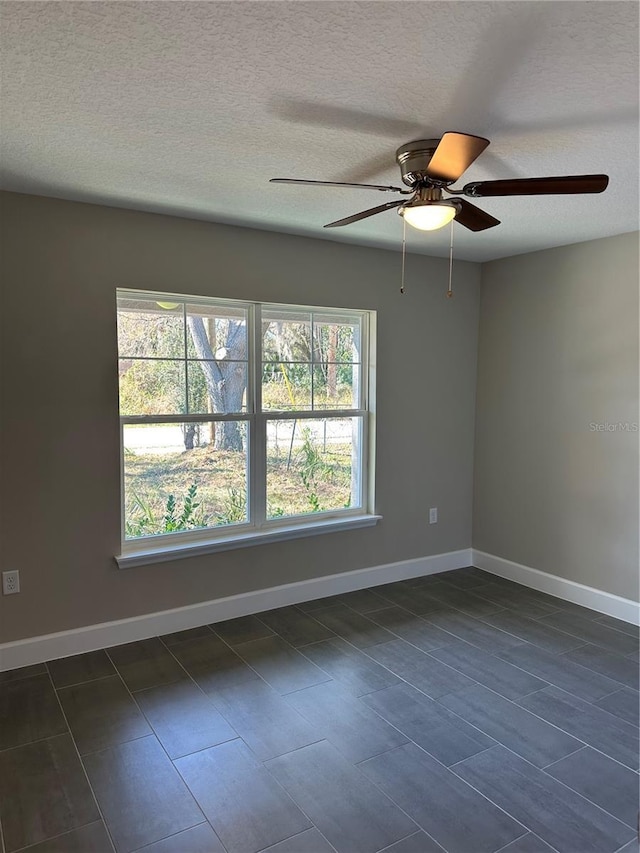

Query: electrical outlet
[
  {"left": 429, "top": 507, "right": 438, "bottom": 524},
  {"left": 2, "top": 570, "right": 20, "bottom": 595}
]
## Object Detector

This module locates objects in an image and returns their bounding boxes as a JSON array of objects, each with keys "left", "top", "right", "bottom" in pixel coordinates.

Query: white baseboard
[
  {"left": 0, "top": 549, "right": 472, "bottom": 672},
  {"left": 473, "top": 549, "right": 640, "bottom": 626}
]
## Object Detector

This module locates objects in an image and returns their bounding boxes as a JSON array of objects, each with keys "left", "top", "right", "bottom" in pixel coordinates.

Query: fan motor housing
[{"left": 396, "top": 138, "right": 441, "bottom": 187}]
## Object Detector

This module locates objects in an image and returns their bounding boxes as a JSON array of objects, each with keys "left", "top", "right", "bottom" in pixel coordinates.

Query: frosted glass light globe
[{"left": 401, "top": 203, "right": 457, "bottom": 231}]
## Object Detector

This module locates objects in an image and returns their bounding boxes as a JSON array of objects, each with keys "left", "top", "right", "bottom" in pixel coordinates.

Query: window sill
[{"left": 115, "top": 514, "right": 382, "bottom": 569}]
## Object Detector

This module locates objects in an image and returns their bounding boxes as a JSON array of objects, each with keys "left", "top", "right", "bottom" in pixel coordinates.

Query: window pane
[
  {"left": 117, "top": 300, "right": 184, "bottom": 359},
  {"left": 313, "top": 314, "right": 362, "bottom": 363},
  {"left": 119, "top": 359, "right": 186, "bottom": 416},
  {"left": 186, "top": 304, "right": 248, "bottom": 361},
  {"left": 187, "top": 361, "right": 248, "bottom": 414},
  {"left": 262, "top": 363, "right": 311, "bottom": 410},
  {"left": 266, "top": 417, "right": 361, "bottom": 519},
  {"left": 123, "top": 422, "right": 248, "bottom": 539},
  {"left": 262, "top": 309, "right": 312, "bottom": 363},
  {"left": 313, "top": 364, "right": 359, "bottom": 410}
]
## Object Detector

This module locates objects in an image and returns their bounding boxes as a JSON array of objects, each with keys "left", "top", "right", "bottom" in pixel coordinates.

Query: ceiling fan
[{"left": 270, "top": 132, "right": 609, "bottom": 233}]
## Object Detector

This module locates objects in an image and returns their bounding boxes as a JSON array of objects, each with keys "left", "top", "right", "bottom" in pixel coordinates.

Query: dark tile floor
[{"left": 1, "top": 568, "right": 638, "bottom": 853}]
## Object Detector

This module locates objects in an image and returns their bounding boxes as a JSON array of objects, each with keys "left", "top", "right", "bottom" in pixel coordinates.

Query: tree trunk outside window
[{"left": 187, "top": 316, "right": 246, "bottom": 451}]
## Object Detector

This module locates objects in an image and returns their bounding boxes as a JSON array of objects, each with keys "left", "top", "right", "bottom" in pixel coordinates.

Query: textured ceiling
[{"left": 1, "top": 1, "right": 638, "bottom": 261}]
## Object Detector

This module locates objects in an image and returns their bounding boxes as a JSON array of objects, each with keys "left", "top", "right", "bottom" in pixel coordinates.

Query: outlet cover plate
[{"left": 2, "top": 570, "right": 20, "bottom": 595}]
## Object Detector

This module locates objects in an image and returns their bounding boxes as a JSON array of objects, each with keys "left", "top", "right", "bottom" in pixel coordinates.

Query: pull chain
[
  {"left": 400, "top": 216, "right": 407, "bottom": 294},
  {"left": 446, "top": 217, "right": 454, "bottom": 299},
  {"left": 399, "top": 217, "right": 454, "bottom": 298}
]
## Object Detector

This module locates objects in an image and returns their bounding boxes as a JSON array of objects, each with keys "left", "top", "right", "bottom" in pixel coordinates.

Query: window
[{"left": 116, "top": 290, "right": 377, "bottom": 562}]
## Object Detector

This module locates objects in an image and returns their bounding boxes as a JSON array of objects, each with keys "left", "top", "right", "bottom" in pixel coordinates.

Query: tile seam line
[
  {"left": 159, "top": 625, "right": 323, "bottom": 766},
  {"left": 374, "top": 829, "right": 446, "bottom": 853},
  {"left": 557, "top": 647, "right": 639, "bottom": 690},
  {"left": 227, "top": 736, "right": 344, "bottom": 853},
  {"left": 53, "top": 672, "right": 123, "bottom": 692},
  {"left": 593, "top": 615, "right": 640, "bottom": 637},
  {"left": 127, "top": 820, "right": 212, "bottom": 853},
  {"left": 0, "top": 729, "right": 71, "bottom": 756},
  {"left": 539, "top": 744, "right": 589, "bottom": 771},
  {"left": 370, "top": 595, "right": 553, "bottom": 656},
  {"left": 231, "top": 637, "right": 334, "bottom": 694},
  {"left": 539, "top": 757, "right": 640, "bottom": 835},
  {"left": 0, "top": 668, "right": 47, "bottom": 685},
  {"left": 101, "top": 647, "right": 218, "bottom": 849},
  {"left": 535, "top": 616, "right": 640, "bottom": 653},
  {"left": 253, "top": 826, "right": 339, "bottom": 853},
  {"left": 357, "top": 683, "right": 497, "bottom": 754},
  {"left": 309, "top": 606, "right": 495, "bottom": 671},
  {"left": 170, "top": 618, "right": 340, "bottom": 723},
  {"left": 299, "top": 638, "right": 540, "bottom": 834},
  {"left": 492, "top": 830, "right": 561, "bottom": 853},
  {"left": 266, "top": 741, "right": 425, "bottom": 851},
  {"left": 422, "top": 606, "right": 537, "bottom": 645},
  {"left": 348, "top": 633, "right": 593, "bottom": 756},
  {"left": 212, "top": 612, "right": 317, "bottom": 667},
  {"left": 11, "top": 821, "right": 115, "bottom": 853},
  {"left": 594, "top": 686, "right": 638, "bottom": 702},
  {"left": 540, "top": 744, "right": 638, "bottom": 812},
  {"left": 512, "top": 644, "right": 640, "bottom": 693},
  {"left": 370, "top": 605, "right": 542, "bottom": 664},
  {"left": 43, "top": 664, "right": 118, "bottom": 853},
  {"left": 493, "top": 646, "right": 626, "bottom": 700},
  {"left": 427, "top": 648, "right": 553, "bottom": 701},
  {"left": 541, "top": 742, "right": 640, "bottom": 781},
  {"left": 359, "top": 740, "right": 531, "bottom": 845},
  {"left": 473, "top": 613, "right": 591, "bottom": 653},
  {"left": 432, "top": 683, "right": 590, "bottom": 763},
  {"left": 300, "top": 587, "right": 507, "bottom": 627},
  {"left": 448, "top": 743, "right": 639, "bottom": 836},
  {"left": 613, "top": 840, "right": 640, "bottom": 853},
  {"left": 341, "top": 636, "right": 608, "bottom": 782},
  {"left": 370, "top": 604, "right": 529, "bottom": 654},
  {"left": 77, "top": 732, "right": 167, "bottom": 760},
  {"left": 158, "top": 614, "right": 354, "bottom": 842},
  {"left": 514, "top": 686, "right": 640, "bottom": 739}
]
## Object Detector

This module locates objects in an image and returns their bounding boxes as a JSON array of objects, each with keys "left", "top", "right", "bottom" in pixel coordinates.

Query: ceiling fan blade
[
  {"left": 324, "top": 199, "right": 405, "bottom": 228},
  {"left": 461, "top": 175, "right": 609, "bottom": 197},
  {"left": 454, "top": 200, "right": 501, "bottom": 232},
  {"left": 426, "top": 132, "right": 490, "bottom": 183},
  {"left": 270, "top": 178, "right": 409, "bottom": 193}
]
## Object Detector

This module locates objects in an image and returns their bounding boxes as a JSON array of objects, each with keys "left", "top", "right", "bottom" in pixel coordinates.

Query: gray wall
[
  {"left": 473, "top": 232, "right": 639, "bottom": 601},
  {"left": 0, "top": 192, "right": 480, "bottom": 643}
]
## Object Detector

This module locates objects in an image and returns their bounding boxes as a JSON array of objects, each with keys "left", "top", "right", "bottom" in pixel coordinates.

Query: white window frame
[{"left": 116, "top": 289, "right": 379, "bottom": 568}]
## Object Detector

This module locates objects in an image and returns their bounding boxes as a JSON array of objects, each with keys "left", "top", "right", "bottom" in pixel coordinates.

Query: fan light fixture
[
  {"left": 272, "top": 132, "right": 609, "bottom": 235},
  {"left": 399, "top": 201, "right": 457, "bottom": 231}
]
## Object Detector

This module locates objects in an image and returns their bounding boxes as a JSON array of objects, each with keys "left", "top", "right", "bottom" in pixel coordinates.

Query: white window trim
[
  {"left": 117, "top": 290, "right": 378, "bottom": 564},
  {"left": 115, "top": 513, "right": 382, "bottom": 568}
]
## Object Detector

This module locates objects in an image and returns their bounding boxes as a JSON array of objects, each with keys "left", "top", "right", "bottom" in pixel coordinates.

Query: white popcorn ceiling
[{"left": 1, "top": 1, "right": 638, "bottom": 262}]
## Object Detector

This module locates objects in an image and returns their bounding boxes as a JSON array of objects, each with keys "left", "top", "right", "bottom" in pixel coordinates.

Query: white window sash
[{"left": 117, "top": 291, "right": 373, "bottom": 553}]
